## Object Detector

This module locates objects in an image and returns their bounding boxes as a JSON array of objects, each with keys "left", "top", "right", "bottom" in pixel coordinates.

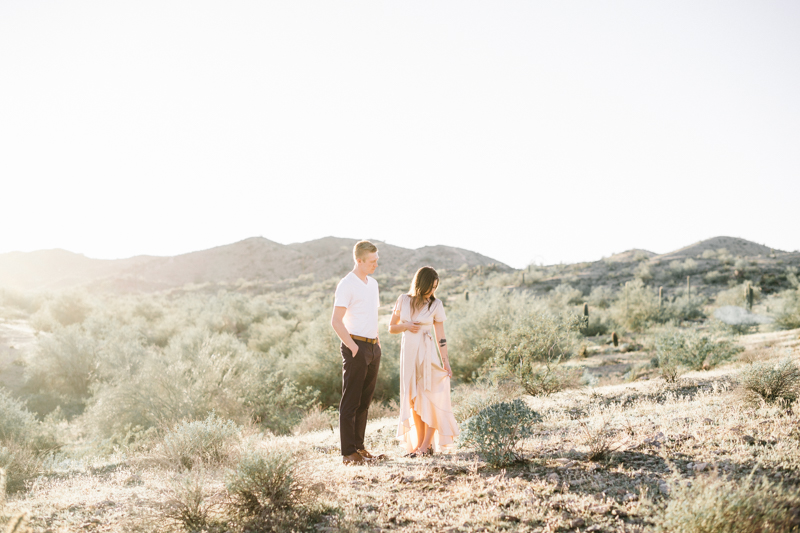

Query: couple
[{"left": 331, "top": 240, "right": 459, "bottom": 465}]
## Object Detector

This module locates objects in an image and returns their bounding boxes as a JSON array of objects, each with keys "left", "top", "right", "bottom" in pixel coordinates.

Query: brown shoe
[
  {"left": 357, "top": 449, "right": 385, "bottom": 460},
  {"left": 343, "top": 452, "right": 366, "bottom": 465}
]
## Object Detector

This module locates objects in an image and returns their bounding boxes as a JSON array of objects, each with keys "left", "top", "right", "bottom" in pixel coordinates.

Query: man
[{"left": 331, "top": 240, "right": 382, "bottom": 465}]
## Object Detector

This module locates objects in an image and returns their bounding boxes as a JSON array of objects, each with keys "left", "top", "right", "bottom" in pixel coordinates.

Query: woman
[{"left": 388, "top": 266, "right": 459, "bottom": 457}]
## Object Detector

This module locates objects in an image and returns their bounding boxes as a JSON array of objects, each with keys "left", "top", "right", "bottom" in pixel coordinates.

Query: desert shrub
[
  {"left": 583, "top": 309, "right": 612, "bottom": 336},
  {"left": 154, "top": 414, "right": 242, "bottom": 471},
  {"left": 580, "top": 418, "right": 619, "bottom": 461},
  {"left": 715, "top": 283, "right": 761, "bottom": 308},
  {"left": 704, "top": 270, "right": 727, "bottom": 284},
  {"left": 451, "top": 379, "right": 524, "bottom": 423},
  {"left": 163, "top": 469, "right": 218, "bottom": 531},
  {"left": 773, "top": 287, "right": 800, "bottom": 330},
  {"left": 654, "top": 472, "right": 800, "bottom": 533},
  {"left": 84, "top": 331, "right": 258, "bottom": 441},
  {"left": 30, "top": 291, "right": 92, "bottom": 331},
  {"left": 446, "top": 291, "right": 536, "bottom": 382},
  {"left": 587, "top": 286, "right": 615, "bottom": 309},
  {"left": 0, "top": 390, "right": 39, "bottom": 445},
  {"left": 635, "top": 262, "right": 653, "bottom": 282},
  {"left": 459, "top": 399, "right": 540, "bottom": 466},
  {"left": 245, "top": 371, "right": 319, "bottom": 435},
  {"left": 548, "top": 284, "right": 584, "bottom": 309},
  {"left": 480, "top": 311, "right": 581, "bottom": 396},
  {"left": 654, "top": 329, "right": 742, "bottom": 373},
  {"left": 226, "top": 447, "right": 299, "bottom": 515},
  {"left": 294, "top": 405, "right": 337, "bottom": 435},
  {"left": 610, "top": 279, "right": 662, "bottom": 332},
  {"left": 738, "top": 358, "right": 800, "bottom": 404},
  {"left": 0, "top": 441, "right": 43, "bottom": 494},
  {"left": 25, "top": 325, "right": 99, "bottom": 410},
  {"left": 664, "top": 292, "right": 707, "bottom": 322}
]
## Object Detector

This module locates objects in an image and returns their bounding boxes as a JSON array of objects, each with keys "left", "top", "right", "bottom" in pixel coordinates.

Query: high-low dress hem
[{"left": 394, "top": 294, "right": 459, "bottom": 453}]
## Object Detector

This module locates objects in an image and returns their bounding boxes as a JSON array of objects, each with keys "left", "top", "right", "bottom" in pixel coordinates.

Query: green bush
[
  {"left": 738, "top": 358, "right": 800, "bottom": 404},
  {"left": 665, "top": 292, "right": 707, "bottom": 322},
  {"left": 655, "top": 472, "right": 800, "bottom": 533},
  {"left": 587, "top": 286, "right": 615, "bottom": 309},
  {"left": 445, "top": 291, "right": 533, "bottom": 382},
  {"left": 450, "top": 380, "right": 523, "bottom": 423},
  {"left": 652, "top": 333, "right": 680, "bottom": 383},
  {"left": 226, "top": 447, "right": 299, "bottom": 515},
  {"left": 245, "top": 371, "right": 319, "bottom": 435},
  {"left": 154, "top": 413, "right": 242, "bottom": 471},
  {"left": 610, "top": 279, "right": 662, "bottom": 332},
  {"left": 773, "top": 287, "right": 800, "bottom": 330},
  {"left": 163, "top": 469, "right": 216, "bottom": 531},
  {"left": 0, "top": 439, "right": 48, "bottom": 494},
  {"left": 480, "top": 311, "right": 581, "bottom": 396},
  {"left": 654, "top": 329, "right": 742, "bottom": 373},
  {"left": 459, "top": 399, "right": 540, "bottom": 466},
  {"left": 0, "top": 389, "right": 39, "bottom": 445}
]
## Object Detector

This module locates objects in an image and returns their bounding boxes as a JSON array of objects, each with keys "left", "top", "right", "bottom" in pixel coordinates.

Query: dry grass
[{"left": 1, "top": 331, "right": 798, "bottom": 532}]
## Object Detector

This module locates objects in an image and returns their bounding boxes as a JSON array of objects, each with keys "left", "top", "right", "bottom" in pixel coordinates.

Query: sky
[{"left": 1, "top": 1, "right": 798, "bottom": 268}]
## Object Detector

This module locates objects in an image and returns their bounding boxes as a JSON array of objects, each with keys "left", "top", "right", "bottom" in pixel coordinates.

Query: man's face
[{"left": 358, "top": 252, "right": 379, "bottom": 274}]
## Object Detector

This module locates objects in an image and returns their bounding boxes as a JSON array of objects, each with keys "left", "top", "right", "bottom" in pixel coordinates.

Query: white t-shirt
[{"left": 334, "top": 272, "right": 380, "bottom": 338}]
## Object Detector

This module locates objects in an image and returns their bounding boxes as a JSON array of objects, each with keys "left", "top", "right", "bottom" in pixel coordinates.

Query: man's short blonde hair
[{"left": 353, "top": 240, "right": 378, "bottom": 262}]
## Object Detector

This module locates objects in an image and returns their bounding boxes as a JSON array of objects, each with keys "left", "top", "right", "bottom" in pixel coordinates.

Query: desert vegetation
[{"left": 1, "top": 238, "right": 800, "bottom": 531}]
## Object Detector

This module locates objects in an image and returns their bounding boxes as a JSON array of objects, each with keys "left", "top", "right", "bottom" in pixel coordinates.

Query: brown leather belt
[{"left": 350, "top": 334, "right": 378, "bottom": 344}]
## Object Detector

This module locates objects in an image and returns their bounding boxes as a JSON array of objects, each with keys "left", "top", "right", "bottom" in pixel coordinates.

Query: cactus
[
  {"left": 687, "top": 275, "right": 691, "bottom": 296},
  {"left": 522, "top": 273, "right": 525, "bottom": 284},
  {"left": 612, "top": 331, "right": 619, "bottom": 347},
  {"left": 464, "top": 290, "right": 469, "bottom": 302},
  {"left": 658, "top": 286, "right": 663, "bottom": 307},
  {"left": 582, "top": 303, "right": 589, "bottom": 331},
  {"left": 746, "top": 283, "right": 754, "bottom": 310}
]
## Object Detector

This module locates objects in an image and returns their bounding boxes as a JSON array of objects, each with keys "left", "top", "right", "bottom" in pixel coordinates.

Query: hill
[{"left": 0, "top": 237, "right": 510, "bottom": 292}]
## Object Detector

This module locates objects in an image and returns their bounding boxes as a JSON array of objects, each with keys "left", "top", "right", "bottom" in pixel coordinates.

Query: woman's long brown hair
[{"left": 408, "top": 266, "right": 439, "bottom": 313}]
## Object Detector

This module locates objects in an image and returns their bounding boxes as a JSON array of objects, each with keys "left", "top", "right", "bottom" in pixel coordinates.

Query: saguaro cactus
[
  {"left": 612, "top": 331, "right": 619, "bottom": 347},
  {"left": 687, "top": 275, "right": 691, "bottom": 296},
  {"left": 658, "top": 286, "right": 663, "bottom": 307},
  {"left": 746, "top": 283, "right": 754, "bottom": 311},
  {"left": 464, "top": 290, "right": 469, "bottom": 302},
  {"left": 583, "top": 303, "right": 589, "bottom": 330}
]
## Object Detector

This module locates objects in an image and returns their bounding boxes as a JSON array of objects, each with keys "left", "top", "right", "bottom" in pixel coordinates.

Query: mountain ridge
[
  {"left": 0, "top": 236, "right": 509, "bottom": 292},
  {"left": 0, "top": 235, "right": 789, "bottom": 293}
]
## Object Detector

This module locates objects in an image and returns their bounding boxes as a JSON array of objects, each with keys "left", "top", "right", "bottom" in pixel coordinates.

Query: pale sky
[{"left": 1, "top": 1, "right": 798, "bottom": 268}]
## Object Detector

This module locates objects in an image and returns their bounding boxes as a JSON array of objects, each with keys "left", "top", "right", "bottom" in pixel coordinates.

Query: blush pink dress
[{"left": 394, "top": 294, "right": 459, "bottom": 453}]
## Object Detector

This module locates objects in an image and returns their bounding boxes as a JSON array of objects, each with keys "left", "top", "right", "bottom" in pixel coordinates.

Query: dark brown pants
[{"left": 339, "top": 339, "right": 381, "bottom": 456}]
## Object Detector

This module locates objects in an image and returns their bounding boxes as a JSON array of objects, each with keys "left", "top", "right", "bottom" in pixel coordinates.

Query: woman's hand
[
  {"left": 444, "top": 364, "right": 453, "bottom": 378},
  {"left": 405, "top": 322, "right": 421, "bottom": 334}
]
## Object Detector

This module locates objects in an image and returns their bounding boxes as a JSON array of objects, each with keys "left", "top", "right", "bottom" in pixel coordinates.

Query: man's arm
[{"left": 331, "top": 306, "right": 358, "bottom": 357}]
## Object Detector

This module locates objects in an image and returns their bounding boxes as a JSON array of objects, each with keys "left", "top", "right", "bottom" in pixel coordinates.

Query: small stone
[
  {"left": 742, "top": 435, "right": 756, "bottom": 445},
  {"left": 694, "top": 462, "right": 709, "bottom": 472},
  {"left": 310, "top": 482, "right": 326, "bottom": 494},
  {"left": 547, "top": 473, "right": 560, "bottom": 484},
  {"left": 659, "top": 483, "right": 670, "bottom": 495},
  {"left": 623, "top": 493, "right": 638, "bottom": 502},
  {"left": 686, "top": 462, "right": 694, "bottom": 470},
  {"left": 586, "top": 526, "right": 603, "bottom": 532},
  {"left": 703, "top": 418, "right": 714, "bottom": 425},
  {"left": 555, "top": 458, "right": 571, "bottom": 465},
  {"left": 570, "top": 518, "right": 586, "bottom": 528}
]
